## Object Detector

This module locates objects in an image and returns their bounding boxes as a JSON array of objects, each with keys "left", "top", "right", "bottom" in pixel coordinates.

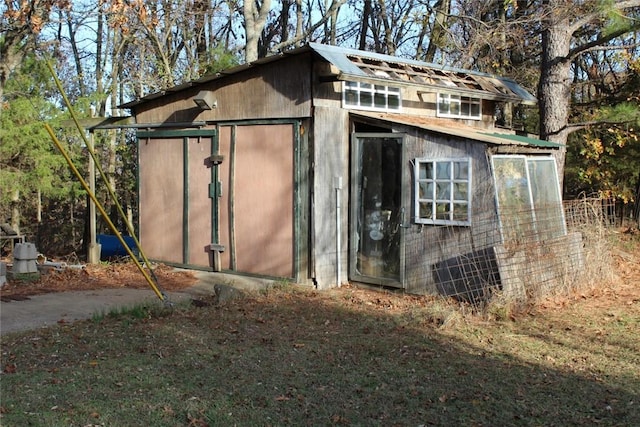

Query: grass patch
[
  {"left": 90, "top": 301, "right": 179, "bottom": 324},
  {"left": 1, "top": 282, "right": 639, "bottom": 426}
]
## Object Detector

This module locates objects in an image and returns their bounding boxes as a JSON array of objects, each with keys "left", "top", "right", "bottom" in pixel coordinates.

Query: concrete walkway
[{"left": 0, "top": 271, "right": 273, "bottom": 336}]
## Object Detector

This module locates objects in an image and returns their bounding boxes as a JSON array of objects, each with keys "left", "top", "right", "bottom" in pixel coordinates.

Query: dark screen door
[{"left": 350, "top": 134, "right": 404, "bottom": 287}]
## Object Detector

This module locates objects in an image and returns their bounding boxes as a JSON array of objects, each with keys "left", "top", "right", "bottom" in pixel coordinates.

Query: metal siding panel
[{"left": 312, "top": 107, "right": 350, "bottom": 289}]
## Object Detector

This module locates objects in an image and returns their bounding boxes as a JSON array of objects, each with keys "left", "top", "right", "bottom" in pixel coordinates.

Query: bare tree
[
  {"left": 244, "top": 0, "right": 272, "bottom": 61},
  {"left": 422, "top": 0, "right": 451, "bottom": 62},
  {"left": 0, "top": 0, "right": 64, "bottom": 116},
  {"left": 538, "top": 1, "right": 640, "bottom": 144}
]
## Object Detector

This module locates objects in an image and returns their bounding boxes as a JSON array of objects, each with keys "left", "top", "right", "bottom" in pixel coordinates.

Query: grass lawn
[{"left": 1, "top": 247, "right": 639, "bottom": 426}]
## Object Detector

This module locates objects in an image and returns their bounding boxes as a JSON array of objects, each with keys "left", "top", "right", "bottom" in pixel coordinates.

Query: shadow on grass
[{"left": 1, "top": 288, "right": 638, "bottom": 426}]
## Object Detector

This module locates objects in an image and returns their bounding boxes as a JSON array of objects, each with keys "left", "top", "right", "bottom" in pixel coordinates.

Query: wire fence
[{"left": 431, "top": 196, "right": 616, "bottom": 307}]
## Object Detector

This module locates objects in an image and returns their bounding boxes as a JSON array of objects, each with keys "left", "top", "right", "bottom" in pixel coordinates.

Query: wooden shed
[{"left": 120, "top": 43, "right": 582, "bottom": 301}]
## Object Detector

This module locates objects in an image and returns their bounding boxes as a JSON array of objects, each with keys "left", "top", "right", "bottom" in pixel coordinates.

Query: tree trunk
[
  {"left": 377, "top": 0, "right": 395, "bottom": 55},
  {"left": 11, "top": 190, "right": 20, "bottom": 236},
  {"left": 66, "top": 9, "right": 87, "bottom": 96},
  {"left": 538, "top": 6, "right": 573, "bottom": 189},
  {"left": 424, "top": 0, "right": 451, "bottom": 63},
  {"left": 358, "top": 0, "right": 372, "bottom": 50},
  {"left": 244, "top": 0, "right": 272, "bottom": 62}
]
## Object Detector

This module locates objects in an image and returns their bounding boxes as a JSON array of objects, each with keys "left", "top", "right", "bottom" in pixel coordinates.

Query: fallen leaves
[{"left": 0, "top": 262, "right": 197, "bottom": 299}]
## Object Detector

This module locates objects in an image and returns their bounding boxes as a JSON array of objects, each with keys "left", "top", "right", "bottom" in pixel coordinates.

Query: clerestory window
[
  {"left": 437, "top": 93, "right": 481, "bottom": 119},
  {"left": 343, "top": 81, "right": 401, "bottom": 112}
]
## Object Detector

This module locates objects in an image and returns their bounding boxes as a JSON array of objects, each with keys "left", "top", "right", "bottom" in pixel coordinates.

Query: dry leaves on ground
[{"left": 0, "top": 261, "right": 197, "bottom": 300}]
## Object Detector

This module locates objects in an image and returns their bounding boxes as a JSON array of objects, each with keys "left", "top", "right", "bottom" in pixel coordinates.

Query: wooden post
[{"left": 87, "top": 131, "right": 101, "bottom": 263}]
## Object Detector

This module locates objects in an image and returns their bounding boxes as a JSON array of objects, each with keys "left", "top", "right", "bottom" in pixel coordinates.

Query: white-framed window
[
  {"left": 414, "top": 158, "right": 472, "bottom": 226},
  {"left": 437, "top": 93, "right": 481, "bottom": 119},
  {"left": 343, "top": 81, "right": 401, "bottom": 112},
  {"left": 491, "top": 155, "right": 566, "bottom": 242}
]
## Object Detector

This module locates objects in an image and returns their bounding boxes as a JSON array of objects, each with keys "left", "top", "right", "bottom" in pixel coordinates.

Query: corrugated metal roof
[
  {"left": 308, "top": 43, "right": 537, "bottom": 105},
  {"left": 120, "top": 43, "right": 537, "bottom": 109},
  {"left": 350, "top": 112, "right": 562, "bottom": 149}
]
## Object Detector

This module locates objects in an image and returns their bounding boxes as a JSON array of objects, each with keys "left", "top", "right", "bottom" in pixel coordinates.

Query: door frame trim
[{"left": 349, "top": 132, "right": 406, "bottom": 288}]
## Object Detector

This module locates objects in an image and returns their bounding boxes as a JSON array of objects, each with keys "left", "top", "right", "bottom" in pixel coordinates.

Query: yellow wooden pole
[
  {"left": 45, "top": 60, "right": 163, "bottom": 289},
  {"left": 45, "top": 124, "right": 167, "bottom": 303}
]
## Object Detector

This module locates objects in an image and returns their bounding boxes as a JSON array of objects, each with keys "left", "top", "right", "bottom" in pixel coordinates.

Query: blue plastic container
[{"left": 97, "top": 234, "right": 139, "bottom": 259}]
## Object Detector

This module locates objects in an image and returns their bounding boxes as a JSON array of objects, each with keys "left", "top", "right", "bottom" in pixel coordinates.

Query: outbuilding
[{"left": 120, "top": 43, "right": 582, "bottom": 302}]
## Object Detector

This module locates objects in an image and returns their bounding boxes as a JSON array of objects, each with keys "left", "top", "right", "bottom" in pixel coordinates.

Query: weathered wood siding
[
  {"left": 385, "top": 124, "right": 500, "bottom": 295},
  {"left": 311, "top": 106, "right": 350, "bottom": 289},
  {"left": 133, "top": 53, "right": 314, "bottom": 124}
]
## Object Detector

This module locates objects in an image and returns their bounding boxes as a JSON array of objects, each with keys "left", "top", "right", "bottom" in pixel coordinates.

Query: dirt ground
[
  {"left": 1, "top": 227, "right": 639, "bottom": 312},
  {"left": 0, "top": 261, "right": 197, "bottom": 302}
]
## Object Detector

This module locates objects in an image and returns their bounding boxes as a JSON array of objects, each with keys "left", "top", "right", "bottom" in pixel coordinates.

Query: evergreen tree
[{"left": 0, "top": 55, "right": 78, "bottom": 236}]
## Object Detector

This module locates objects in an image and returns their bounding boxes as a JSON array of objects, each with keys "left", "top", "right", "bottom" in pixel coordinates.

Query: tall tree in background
[
  {"left": 0, "top": 0, "right": 68, "bottom": 117},
  {"left": 244, "top": 0, "right": 272, "bottom": 61},
  {"left": 421, "top": 0, "right": 451, "bottom": 62},
  {"left": 538, "top": 0, "right": 640, "bottom": 170},
  {"left": 252, "top": 0, "right": 348, "bottom": 59},
  {"left": 443, "top": 1, "right": 639, "bottom": 205},
  {"left": 0, "top": 55, "right": 75, "bottom": 235}
]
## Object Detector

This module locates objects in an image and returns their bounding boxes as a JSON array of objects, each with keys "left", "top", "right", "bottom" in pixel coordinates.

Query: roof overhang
[
  {"left": 63, "top": 116, "right": 206, "bottom": 131},
  {"left": 350, "top": 112, "right": 563, "bottom": 149}
]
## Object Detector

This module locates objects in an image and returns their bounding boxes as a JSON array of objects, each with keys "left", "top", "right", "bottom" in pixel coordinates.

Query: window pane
[
  {"left": 436, "top": 182, "right": 451, "bottom": 199},
  {"left": 419, "top": 182, "right": 433, "bottom": 199},
  {"left": 436, "top": 162, "right": 451, "bottom": 179},
  {"left": 450, "top": 100, "right": 460, "bottom": 115},
  {"left": 461, "top": 102, "right": 470, "bottom": 116},
  {"left": 528, "top": 159, "right": 560, "bottom": 206},
  {"left": 388, "top": 94, "right": 400, "bottom": 109},
  {"left": 419, "top": 162, "right": 433, "bottom": 179},
  {"left": 454, "top": 182, "right": 468, "bottom": 200},
  {"left": 492, "top": 157, "right": 531, "bottom": 208},
  {"left": 438, "top": 95, "right": 449, "bottom": 114},
  {"left": 528, "top": 158, "right": 565, "bottom": 239},
  {"left": 360, "top": 91, "right": 373, "bottom": 106},
  {"left": 470, "top": 102, "right": 480, "bottom": 117},
  {"left": 419, "top": 201, "right": 433, "bottom": 219},
  {"left": 436, "top": 203, "right": 450, "bottom": 220},
  {"left": 492, "top": 156, "right": 535, "bottom": 242},
  {"left": 360, "top": 83, "right": 372, "bottom": 89},
  {"left": 374, "top": 92, "right": 386, "bottom": 108},
  {"left": 454, "top": 161, "right": 468, "bottom": 179},
  {"left": 453, "top": 203, "right": 468, "bottom": 221},
  {"left": 345, "top": 89, "right": 358, "bottom": 105}
]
